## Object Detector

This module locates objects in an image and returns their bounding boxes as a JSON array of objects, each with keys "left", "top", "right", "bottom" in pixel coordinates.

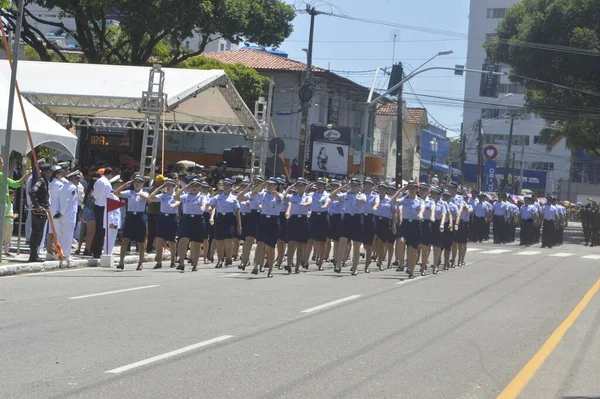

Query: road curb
[{"left": 0, "top": 253, "right": 173, "bottom": 277}]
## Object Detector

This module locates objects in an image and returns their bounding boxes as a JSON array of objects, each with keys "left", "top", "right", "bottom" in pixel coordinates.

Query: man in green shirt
[{"left": 0, "top": 157, "right": 29, "bottom": 209}]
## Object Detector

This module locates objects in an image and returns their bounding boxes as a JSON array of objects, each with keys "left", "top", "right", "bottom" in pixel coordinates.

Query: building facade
[{"left": 463, "top": 0, "right": 571, "bottom": 194}]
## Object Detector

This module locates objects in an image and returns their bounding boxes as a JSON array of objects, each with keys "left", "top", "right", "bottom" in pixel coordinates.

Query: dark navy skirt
[
  {"left": 123, "top": 211, "right": 147, "bottom": 243},
  {"left": 375, "top": 216, "right": 394, "bottom": 244},
  {"left": 362, "top": 214, "right": 376, "bottom": 246},
  {"left": 402, "top": 219, "right": 421, "bottom": 249},
  {"left": 431, "top": 220, "right": 443, "bottom": 248},
  {"left": 420, "top": 220, "right": 433, "bottom": 246},
  {"left": 240, "top": 210, "right": 259, "bottom": 240},
  {"left": 456, "top": 221, "right": 469, "bottom": 244},
  {"left": 442, "top": 222, "right": 453, "bottom": 250},
  {"left": 214, "top": 212, "right": 237, "bottom": 240},
  {"left": 342, "top": 213, "right": 363, "bottom": 242},
  {"left": 258, "top": 214, "right": 280, "bottom": 248},
  {"left": 279, "top": 212, "right": 288, "bottom": 242},
  {"left": 179, "top": 214, "right": 206, "bottom": 242},
  {"left": 328, "top": 213, "right": 342, "bottom": 241},
  {"left": 288, "top": 214, "right": 310, "bottom": 244},
  {"left": 310, "top": 211, "right": 329, "bottom": 242},
  {"left": 156, "top": 213, "right": 178, "bottom": 242}
]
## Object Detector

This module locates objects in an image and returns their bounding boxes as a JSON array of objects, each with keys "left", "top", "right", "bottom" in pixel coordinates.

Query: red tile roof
[
  {"left": 203, "top": 49, "right": 324, "bottom": 72},
  {"left": 376, "top": 103, "right": 427, "bottom": 125}
]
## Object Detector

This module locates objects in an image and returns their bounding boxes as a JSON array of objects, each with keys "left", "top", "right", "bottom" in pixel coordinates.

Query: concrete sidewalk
[{"left": 0, "top": 237, "right": 171, "bottom": 277}]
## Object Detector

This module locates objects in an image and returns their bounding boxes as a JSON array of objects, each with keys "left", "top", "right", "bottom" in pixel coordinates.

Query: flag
[{"left": 107, "top": 197, "right": 126, "bottom": 212}]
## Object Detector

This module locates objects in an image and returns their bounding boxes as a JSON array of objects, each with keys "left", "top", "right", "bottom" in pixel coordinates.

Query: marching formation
[{"left": 24, "top": 162, "right": 588, "bottom": 276}]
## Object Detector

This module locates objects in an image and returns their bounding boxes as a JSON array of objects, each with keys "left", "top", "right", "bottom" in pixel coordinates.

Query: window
[
  {"left": 533, "top": 136, "right": 542, "bottom": 144},
  {"left": 185, "top": 41, "right": 190, "bottom": 49},
  {"left": 487, "top": 8, "right": 507, "bottom": 18},
  {"left": 483, "top": 134, "right": 530, "bottom": 146},
  {"left": 219, "top": 43, "right": 225, "bottom": 51},
  {"left": 481, "top": 108, "right": 530, "bottom": 120},
  {"left": 498, "top": 83, "right": 523, "bottom": 94},
  {"left": 531, "top": 162, "right": 554, "bottom": 171}
]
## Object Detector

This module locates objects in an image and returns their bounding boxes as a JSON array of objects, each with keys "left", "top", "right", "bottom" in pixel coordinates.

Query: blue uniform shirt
[
  {"left": 434, "top": 200, "right": 448, "bottom": 221},
  {"left": 520, "top": 204, "right": 537, "bottom": 220},
  {"left": 309, "top": 191, "right": 329, "bottom": 213},
  {"left": 338, "top": 192, "right": 366, "bottom": 214},
  {"left": 374, "top": 196, "right": 393, "bottom": 219},
  {"left": 493, "top": 201, "right": 507, "bottom": 217},
  {"left": 156, "top": 193, "right": 178, "bottom": 215},
  {"left": 452, "top": 195, "right": 464, "bottom": 209},
  {"left": 473, "top": 202, "right": 488, "bottom": 218},
  {"left": 180, "top": 193, "right": 204, "bottom": 215},
  {"left": 447, "top": 202, "right": 459, "bottom": 218},
  {"left": 363, "top": 192, "right": 379, "bottom": 215},
  {"left": 203, "top": 194, "right": 212, "bottom": 214},
  {"left": 244, "top": 192, "right": 260, "bottom": 211},
  {"left": 401, "top": 196, "right": 423, "bottom": 220},
  {"left": 460, "top": 204, "right": 472, "bottom": 222},
  {"left": 328, "top": 198, "right": 343, "bottom": 215},
  {"left": 542, "top": 204, "right": 558, "bottom": 221},
  {"left": 256, "top": 191, "right": 282, "bottom": 216},
  {"left": 422, "top": 197, "right": 435, "bottom": 220},
  {"left": 287, "top": 193, "right": 309, "bottom": 216},
  {"left": 121, "top": 189, "right": 147, "bottom": 213},
  {"left": 210, "top": 193, "right": 240, "bottom": 214}
]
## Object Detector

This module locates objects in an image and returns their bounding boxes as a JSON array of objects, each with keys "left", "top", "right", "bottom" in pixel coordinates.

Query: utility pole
[
  {"left": 460, "top": 122, "right": 465, "bottom": 187},
  {"left": 567, "top": 153, "right": 574, "bottom": 201},
  {"left": 502, "top": 114, "right": 515, "bottom": 191},
  {"left": 296, "top": 6, "right": 318, "bottom": 178},
  {"left": 511, "top": 152, "right": 516, "bottom": 194},
  {"left": 476, "top": 119, "right": 483, "bottom": 190},
  {"left": 392, "top": 63, "right": 404, "bottom": 185},
  {"left": 518, "top": 143, "right": 525, "bottom": 194}
]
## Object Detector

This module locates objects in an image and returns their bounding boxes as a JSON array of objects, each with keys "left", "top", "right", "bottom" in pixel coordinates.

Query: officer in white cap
[
  {"left": 55, "top": 170, "right": 82, "bottom": 265},
  {"left": 47, "top": 165, "right": 65, "bottom": 260}
]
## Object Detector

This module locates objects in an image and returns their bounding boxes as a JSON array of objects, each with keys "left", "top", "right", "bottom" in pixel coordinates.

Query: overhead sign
[
  {"left": 310, "top": 125, "right": 351, "bottom": 176},
  {"left": 484, "top": 160, "right": 497, "bottom": 192},
  {"left": 268, "top": 138, "right": 285, "bottom": 154},
  {"left": 463, "top": 163, "right": 547, "bottom": 190},
  {"left": 483, "top": 145, "right": 499, "bottom": 160}
]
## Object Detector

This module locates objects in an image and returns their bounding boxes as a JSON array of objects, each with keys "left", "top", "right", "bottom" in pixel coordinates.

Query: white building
[
  {"left": 23, "top": 4, "right": 237, "bottom": 53},
  {"left": 463, "top": 0, "right": 570, "bottom": 194}
]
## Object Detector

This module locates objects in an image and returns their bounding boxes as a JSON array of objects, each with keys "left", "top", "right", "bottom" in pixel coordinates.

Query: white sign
[{"left": 311, "top": 141, "right": 349, "bottom": 175}]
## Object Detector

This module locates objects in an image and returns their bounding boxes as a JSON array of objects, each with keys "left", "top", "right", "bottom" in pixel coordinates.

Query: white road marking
[
  {"left": 396, "top": 274, "right": 432, "bottom": 285},
  {"left": 516, "top": 251, "right": 542, "bottom": 256},
  {"left": 1, "top": 267, "right": 94, "bottom": 279},
  {"left": 581, "top": 255, "right": 600, "bottom": 260},
  {"left": 480, "top": 249, "right": 512, "bottom": 254},
  {"left": 69, "top": 285, "right": 159, "bottom": 299},
  {"left": 105, "top": 335, "right": 233, "bottom": 374},
  {"left": 224, "top": 273, "right": 241, "bottom": 277},
  {"left": 467, "top": 248, "right": 482, "bottom": 252},
  {"left": 301, "top": 295, "right": 362, "bottom": 313},
  {"left": 549, "top": 253, "right": 573, "bottom": 258}
]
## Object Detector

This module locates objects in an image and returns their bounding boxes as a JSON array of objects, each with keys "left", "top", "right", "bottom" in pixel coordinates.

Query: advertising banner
[{"left": 310, "top": 125, "right": 352, "bottom": 176}]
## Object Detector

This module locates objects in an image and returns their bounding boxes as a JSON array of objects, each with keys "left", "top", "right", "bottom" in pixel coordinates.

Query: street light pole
[{"left": 502, "top": 114, "right": 516, "bottom": 191}]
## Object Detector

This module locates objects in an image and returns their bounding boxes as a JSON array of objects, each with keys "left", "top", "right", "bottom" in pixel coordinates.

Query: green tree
[
  {"left": 178, "top": 55, "right": 268, "bottom": 108},
  {"left": 485, "top": 0, "right": 600, "bottom": 156},
  {"left": 1, "top": 0, "right": 295, "bottom": 65}
]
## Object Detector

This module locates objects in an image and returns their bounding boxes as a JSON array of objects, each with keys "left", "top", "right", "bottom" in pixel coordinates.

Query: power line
[{"left": 285, "top": 38, "right": 468, "bottom": 43}]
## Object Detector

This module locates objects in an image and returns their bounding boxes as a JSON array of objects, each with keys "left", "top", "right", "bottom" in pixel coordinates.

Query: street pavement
[{"left": 1, "top": 223, "right": 599, "bottom": 399}]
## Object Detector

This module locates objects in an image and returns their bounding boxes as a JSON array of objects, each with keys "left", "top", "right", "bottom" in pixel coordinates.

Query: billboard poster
[
  {"left": 484, "top": 160, "right": 497, "bottom": 192},
  {"left": 310, "top": 125, "right": 352, "bottom": 176}
]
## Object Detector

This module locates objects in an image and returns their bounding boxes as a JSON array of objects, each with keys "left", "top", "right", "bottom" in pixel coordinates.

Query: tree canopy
[
  {"left": 485, "top": 0, "right": 600, "bottom": 156},
  {"left": 0, "top": 0, "right": 295, "bottom": 65}
]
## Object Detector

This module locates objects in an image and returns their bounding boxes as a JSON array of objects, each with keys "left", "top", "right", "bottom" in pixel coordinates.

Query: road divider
[
  {"left": 105, "top": 335, "right": 234, "bottom": 374},
  {"left": 301, "top": 295, "right": 361, "bottom": 313},
  {"left": 69, "top": 285, "right": 159, "bottom": 300}
]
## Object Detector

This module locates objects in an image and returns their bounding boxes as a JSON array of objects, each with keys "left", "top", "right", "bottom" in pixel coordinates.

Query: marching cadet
[
  {"left": 392, "top": 184, "right": 406, "bottom": 271},
  {"left": 54, "top": 170, "right": 81, "bottom": 266},
  {"left": 284, "top": 178, "right": 311, "bottom": 274},
  {"left": 456, "top": 192, "right": 472, "bottom": 267},
  {"left": 307, "top": 178, "right": 330, "bottom": 271},
  {"left": 541, "top": 196, "right": 559, "bottom": 248},
  {"left": 430, "top": 187, "right": 447, "bottom": 274},
  {"left": 418, "top": 183, "right": 434, "bottom": 275},
  {"left": 209, "top": 178, "right": 242, "bottom": 268},
  {"left": 442, "top": 190, "right": 457, "bottom": 270},
  {"left": 374, "top": 182, "right": 396, "bottom": 271},
  {"left": 519, "top": 195, "right": 538, "bottom": 247},
  {"left": 581, "top": 204, "right": 592, "bottom": 246},
  {"left": 114, "top": 174, "right": 148, "bottom": 270},
  {"left": 148, "top": 179, "right": 179, "bottom": 269},
  {"left": 237, "top": 176, "right": 263, "bottom": 269},
  {"left": 392, "top": 181, "right": 424, "bottom": 279},
  {"left": 362, "top": 178, "right": 379, "bottom": 273},
  {"left": 555, "top": 198, "right": 566, "bottom": 245},
  {"left": 532, "top": 195, "right": 542, "bottom": 244},
  {"left": 324, "top": 180, "right": 343, "bottom": 268},
  {"left": 200, "top": 182, "right": 214, "bottom": 263},
  {"left": 46, "top": 165, "right": 64, "bottom": 260},
  {"left": 329, "top": 178, "right": 367, "bottom": 275},
  {"left": 492, "top": 193, "right": 508, "bottom": 244},
  {"left": 472, "top": 193, "right": 488, "bottom": 243},
  {"left": 174, "top": 179, "right": 206, "bottom": 272}
]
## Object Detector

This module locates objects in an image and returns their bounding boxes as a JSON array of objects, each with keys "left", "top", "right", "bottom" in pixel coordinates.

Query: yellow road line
[{"left": 497, "top": 278, "right": 600, "bottom": 399}]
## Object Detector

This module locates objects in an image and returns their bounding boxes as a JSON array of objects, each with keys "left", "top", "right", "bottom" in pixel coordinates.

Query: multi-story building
[{"left": 463, "top": 0, "right": 570, "bottom": 194}]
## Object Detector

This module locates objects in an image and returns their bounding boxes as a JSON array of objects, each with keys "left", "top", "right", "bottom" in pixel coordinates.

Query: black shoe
[
  {"left": 136, "top": 264, "right": 143, "bottom": 271},
  {"left": 396, "top": 265, "right": 404, "bottom": 272},
  {"left": 74, "top": 250, "right": 81, "bottom": 255},
  {"left": 408, "top": 273, "right": 414, "bottom": 279},
  {"left": 28, "top": 256, "right": 43, "bottom": 263},
  {"left": 170, "top": 263, "right": 176, "bottom": 268},
  {"left": 392, "top": 261, "right": 399, "bottom": 267},
  {"left": 192, "top": 266, "right": 198, "bottom": 272},
  {"left": 378, "top": 264, "right": 383, "bottom": 271},
  {"left": 421, "top": 271, "right": 426, "bottom": 276},
  {"left": 117, "top": 263, "right": 125, "bottom": 270},
  {"left": 215, "top": 262, "right": 223, "bottom": 268},
  {"left": 251, "top": 267, "right": 259, "bottom": 275},
  {"left": 364, "top": 266, "right": 370, "bottom": 274},
  {"left": 277, "top": 262, "right": 283, "bottom": 270},
  {"left": 225, "top": 259, "right": 232, "bottom": 267},
  {"left": 267, "top": 272, "right": 273, "bottom": 278},
  {"left": 334, "top": 266, "right": 341, "bottom": 273},
  {"left": 295, "top": 265, "right": 300, "bottom": 274},
  {"left": 153, "top": 263, "right": 162, "bottom": 269},
  {"left": 176, "top": 265, "right": 184, "bottom": 271},
  {"left": 351, "top": 270, "right": 358, "bottom": 276},
  {"left": 318, "top": 265, "right": 324, "bottom": 271}
]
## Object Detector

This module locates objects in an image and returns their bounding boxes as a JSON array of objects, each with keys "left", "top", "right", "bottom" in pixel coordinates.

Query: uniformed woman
[
  {"left": 200, "top": 182, "right": 213, "bottom": 263},
  {"left": 418, "top": 183, "right": 435, "bottom": 276},
  {"left": 390, "top": 184, "right": 406, "bottom": 271},
  {"left": 276, "top": 178, "right": 288, "bottom": 269},
  {"left": 308, "top": 178, "right": 330, "bottom": 271},
  {"left": 114, "top": 174, "right": 148, "bottom": 270},
  {"left": 456, "top": 193, "right": 472, "bottom": 267},
  {"left": 374, "top": 182, "right": 396, "bottom": 270},
  {"left": 442, "top": 190, "right": 457, "bottom": 270},
  {"left": 324, "top": 180, "right": 342, "bottom": 268},
  {"left": 361, "top": 178, "right": 380, "bottom": 273},
  {"left": 209, "top": 178, "right": 242, "bottom": 268},
  {"left": 236, "top": 176, "right": 263, "bottom": 270},
  {"left": 174, "top": 179, "right": 206, "bottom": 272},
  {"left": 148, "top": 179, "right": 179, "bottom": 269},
  {"left": 245, "top": 177, "right": 282, "bottom": 278},
  {"left": 329, "top": 178, "right": 366, "bottom": 275},
  {"left": 430, "top": 187, "right": 447, "bottom": 274},
  {"left": 392, "top": 181, "right": 424, "bottom": 279},
  {"left": 284, "top": 178, "right": 311, "bottom": 274}
]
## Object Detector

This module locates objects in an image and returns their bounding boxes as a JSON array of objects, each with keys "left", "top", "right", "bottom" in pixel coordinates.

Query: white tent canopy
[
  {"left": 0, "top": 61, "right": 263, "bottom": 138},
  {"left": 0, "top": 76, "right": 77, "bottom": 156}
]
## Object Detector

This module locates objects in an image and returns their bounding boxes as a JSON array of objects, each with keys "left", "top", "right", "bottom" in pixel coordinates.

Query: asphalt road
[{"left": 1, "top": 224, "right": 600, "bottom": 399}]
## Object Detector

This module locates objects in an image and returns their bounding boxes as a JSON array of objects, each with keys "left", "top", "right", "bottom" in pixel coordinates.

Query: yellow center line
[{"left": 497, "top": 278, "right": 600, "bottom": 399}]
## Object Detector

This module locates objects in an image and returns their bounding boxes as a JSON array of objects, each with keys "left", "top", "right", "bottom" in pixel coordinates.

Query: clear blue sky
[{"left": 277, "top": 0, "right": 470, "bottom": 137}]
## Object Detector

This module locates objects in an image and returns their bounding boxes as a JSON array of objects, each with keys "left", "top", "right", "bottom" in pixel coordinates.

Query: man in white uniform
[
  {"left": 47, "top": 165, "right": 65, "bottom": 260},
  {"left": 91, "top": 168, "right": 115, "bottom": 258},
  {"left": 56, "top": 171, "right": 81, "bottom": 265}
]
